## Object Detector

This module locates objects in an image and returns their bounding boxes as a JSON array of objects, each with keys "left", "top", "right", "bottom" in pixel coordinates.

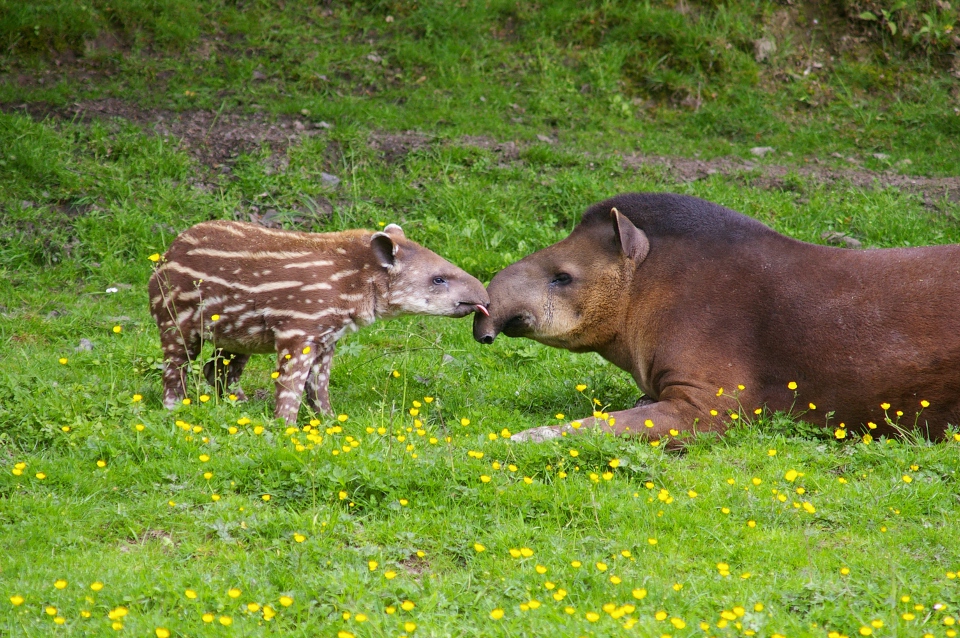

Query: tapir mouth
[{"left": 501, "top": 314, "right": 531, "bottom": 338}]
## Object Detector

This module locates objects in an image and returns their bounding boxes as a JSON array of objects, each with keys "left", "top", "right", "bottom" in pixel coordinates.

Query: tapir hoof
[{"left": 511, "top": 424, "right": 571, "bottom": 443}]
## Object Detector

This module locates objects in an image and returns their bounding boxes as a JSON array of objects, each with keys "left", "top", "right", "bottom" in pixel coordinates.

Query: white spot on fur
[
  {"left": 330, "top": 269, "right": 359, "bottom": 281},
  {"left": 284, "top": 260, "right": 335, "bottom": 269}
]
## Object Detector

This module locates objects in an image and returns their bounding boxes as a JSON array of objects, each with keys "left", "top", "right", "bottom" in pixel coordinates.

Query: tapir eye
[
  {"left": 551, "top": 273, "right": 572, "bottom": 286},
  {"left": 432, "top": 276, "right": 446, "bottom": 285}
]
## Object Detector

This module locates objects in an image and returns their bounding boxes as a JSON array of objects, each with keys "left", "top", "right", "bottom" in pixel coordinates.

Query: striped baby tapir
[{"left": 148, "top": 220, "right": 489, "bottom": 424}]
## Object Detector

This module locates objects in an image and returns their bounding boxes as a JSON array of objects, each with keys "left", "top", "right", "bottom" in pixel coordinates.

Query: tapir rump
[
  {"left": 150, "top": 220, "right": 488, "bottom": 424},
  {"left": 474, "top": 192, "right": 960, "bottom": 444}
]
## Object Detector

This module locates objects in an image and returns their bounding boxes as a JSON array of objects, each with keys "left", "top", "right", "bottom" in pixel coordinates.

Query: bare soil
[{"left": 4, "top": 99, "right": 959, "bottom": 204}]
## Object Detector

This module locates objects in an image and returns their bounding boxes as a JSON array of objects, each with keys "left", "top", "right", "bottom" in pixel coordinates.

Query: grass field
[{"left": 2, "top": 1, "right": 960, "bottom": 637}]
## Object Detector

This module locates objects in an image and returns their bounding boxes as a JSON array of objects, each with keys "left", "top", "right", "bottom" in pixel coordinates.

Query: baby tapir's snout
[{"left": 149, "top": 220, "right": 487, "bottom": 424}]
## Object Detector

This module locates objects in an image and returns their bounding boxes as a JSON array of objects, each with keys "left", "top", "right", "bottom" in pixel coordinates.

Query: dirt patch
[
  {"left": 621, "top": 154, "right": 960, "bottom": 204},
  {"left": 4, "top": 98, "right": 959, "bottom": 203},
  {"left": 3, "top": 98, "right": 326, "bottom": 168},
  {"left": 368, "top": 131, "right": 435, "bottom": 163}
]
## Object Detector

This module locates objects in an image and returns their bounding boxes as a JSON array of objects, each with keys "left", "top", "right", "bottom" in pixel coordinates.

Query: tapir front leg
[
  {"left": 273, "top": 340, "right": 314, "bottom": 424},
  {"left": 512, "top": 397, "right": 720, "bottom": 447},
  {"left": 305, "top": 341, "right": 336, "bottom": 414}
]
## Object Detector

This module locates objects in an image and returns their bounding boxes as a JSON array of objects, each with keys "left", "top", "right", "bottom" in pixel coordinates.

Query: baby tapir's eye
[
  {"left": 551, "top": 273, "right": 573, "bottom": 286},
  {"left": 432, "top": 276, "right": 447, "bottom": 285}
]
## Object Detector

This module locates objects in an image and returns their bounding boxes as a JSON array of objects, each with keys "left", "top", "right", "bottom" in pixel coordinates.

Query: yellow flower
[
  {"left": 294, "top": 533, "right": 306, "bottom": 543},
  {"left": 881, "top": 402, "right": 891, "bottom": 410},
  {"left": 788, "top": 381, "right": 797, "bottom": 390},
  {"left": 279, "top": 596, "right": 293, "bottom": 607},
  {"left": 58, "top": 357, "right": 68, "bottom": 365},
  {"left": 834, "top": 428, "right": 846, "bottom": 439},
  {"left": 460, "top": 418, "right": 470, "bottom": 426},
  {"left": 474, "top": 543, "right": 486, "bottom": 552},
  {"left": 107, "top": 606, "right": 128, "bottom": 620},
  {"left": 219, "top": 616, "right": 232, "bottom": 626},
  {"left": 903, "top": 475, "right": 913, "bottom": 483},
  {"left": 35, "top": 472, "right": 46, "bottom": 480},
  {"left": 10, "top": 595, "right": 24, "bottom": 606},
  {"left": 576, "top": 384, "right": 587, "bottom": 392},
  {"left": 401, "top": 600, "right": 415, "bottom": 611},
  {"left": 199, "top": 394, "right": 210, "bottom": 403},
  {"left": 535, "top": 564, "right": 547, "bottom": 574},
  {"left": 338, "top": 414, "right": 348, "bottom": 422},
  {"left": 424, "top": 396, "right": 434, "bottom": 403},
  {"left": 921, "top": 400, "right": 930, "bottom": 408},
  {"left": 113, "top": 325, "right": 122, "bottom": 334},
  {"left": 569, "top": 449, "right": 579, "bottom": 457},
  {"left": 132, "top": 394, "right": 142, "bottom": 403},
  {"left": 596, "top": 562, "right": 608, "bottom": 571},
  {"left": 404, "top": 622, "right": 416, "bottom": 632},
  {"left": 384, "top": 571, "right": 397, "bottom": 579},
  {"left": 156, "top": 628, "right": 171, "bottom": 638},
  {"left": 262, "top": 494, "right": 271, "bottom": 501},
  {"left": 202, "top": 613, "right": 214, "bottom": 622},
  {"left": 148, "top": 253, "right": 161, "bottom": 262},
  {"left": 490, "top": 608, "right": 504, "bottom": 619},
  {"left": 632, "top": 588, "right": 647, "bottom": 600},
  {"left": 270, "top": 371, "right": 280, "bottom": 379},
  {"left": 555, "top": 413, "right": 565, "bottom": 419},
  {"left": 840, "top": 567, "right": 850, "bottom": 575},
  {"left": 54, "top": 579, "right": 67, "bottom": 589},
  {"left": 368, "top": 560, "right": 378, "bottom": 571},
  {"left": 228, "top": 588, "right": 241, "bottom": 598},
  {"left": 97, "top": 460, "right": 106, "bottom": 468},
  {"left": 185, "top": 589, "right": 197, "bottom": 599},
  {"left": 655, "top": 610, "right": 668, "bottom": 621},
  {"left": 586, "top": 611, "right": 600, "bottom": 622}
]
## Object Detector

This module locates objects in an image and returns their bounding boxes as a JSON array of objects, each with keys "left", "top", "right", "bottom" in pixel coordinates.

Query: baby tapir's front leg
[
  {"left": 273, "top": 339, "right": 317, "bottom": 424},
  {"left": 305, "top": 341, "right": 336, "bottom": 414}
]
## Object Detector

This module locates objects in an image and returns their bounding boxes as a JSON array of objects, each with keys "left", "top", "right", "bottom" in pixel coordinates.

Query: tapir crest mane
[{"left": 580, "top": 192, "right": 779, "bottom": 242}]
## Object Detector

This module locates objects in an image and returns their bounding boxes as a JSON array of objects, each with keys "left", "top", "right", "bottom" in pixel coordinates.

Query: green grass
[{"left": 3, "top": 2, "right": 960, "bottom": 637}]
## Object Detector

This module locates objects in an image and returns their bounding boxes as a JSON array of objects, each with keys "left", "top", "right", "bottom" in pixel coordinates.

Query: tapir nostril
[{"left": 480, "top": 335, "right": 495, "bottom": 345}]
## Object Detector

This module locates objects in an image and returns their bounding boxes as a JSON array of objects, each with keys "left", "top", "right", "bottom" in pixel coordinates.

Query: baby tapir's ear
[
  {"left": 371, "top": 232, "right": 400, "bottom": 268},
  {"left": 611, "top": 207, "right": 649, "bottom": 263},
  {"left": 383, "top": 223, "right": 405, "bottom": 238}
]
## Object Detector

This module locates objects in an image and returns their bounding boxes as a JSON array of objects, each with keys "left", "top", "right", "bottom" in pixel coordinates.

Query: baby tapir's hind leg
[
  {"left": 159, "top": 325, "right": 201, "bottom": 409},
  {"left": 305, "top": 342, "right": 336, "bottom": 415},
  {"left": 203, "top": 351, "right": 250, "bottom": 401},
  {"left": 273, "top": 340, "right": 315, "bottom": 424}
]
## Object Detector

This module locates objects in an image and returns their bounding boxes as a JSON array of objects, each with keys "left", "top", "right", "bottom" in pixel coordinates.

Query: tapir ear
[
  {"left": 611, "top": 207, "right": 649, "bottom": 262},
  {"left": 383, "top": 223, "right": 405, "bottom": 238},
  {"left": 371, "top": 232, "right": 399, "bottom": 268}
]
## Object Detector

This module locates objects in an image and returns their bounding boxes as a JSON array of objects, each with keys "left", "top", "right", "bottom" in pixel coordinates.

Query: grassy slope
[{"left": 2, "top": 2, "right": 960, "bottom": 637}]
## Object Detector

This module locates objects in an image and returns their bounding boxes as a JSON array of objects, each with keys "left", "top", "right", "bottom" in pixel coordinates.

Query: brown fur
[
  {"left": 474, "top": 192, "right": 960, "bottom": 445},
  {"left": 150, "top": 220, "right": 488, "bottom": 423}
]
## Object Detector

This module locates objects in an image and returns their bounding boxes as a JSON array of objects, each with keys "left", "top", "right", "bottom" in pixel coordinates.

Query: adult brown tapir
[{"left": 474, "top": 192, "right": 960, "bottom": 444}]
